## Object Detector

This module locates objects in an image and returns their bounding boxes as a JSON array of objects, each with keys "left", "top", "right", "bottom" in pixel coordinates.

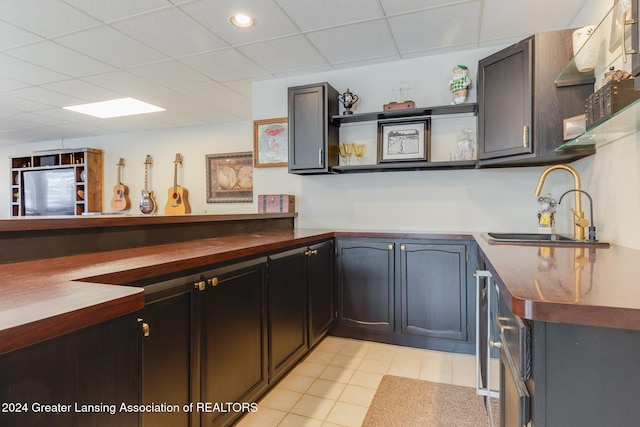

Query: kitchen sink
[{"left": 485, "top": 232, "right": 609, "bottom": 247}]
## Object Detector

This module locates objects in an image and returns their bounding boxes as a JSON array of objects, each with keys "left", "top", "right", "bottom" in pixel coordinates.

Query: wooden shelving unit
[{"left": 10, "top": 148, "right": 103, "bottom": 217}]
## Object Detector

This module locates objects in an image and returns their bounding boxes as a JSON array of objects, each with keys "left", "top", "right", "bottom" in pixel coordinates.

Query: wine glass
[
  {"left": 343, "top": 142, "right": 355, "bottom": 165},
  {"left": 339, "top": 143, "right": 349, "bottom": 165},
  {"left": 353, "top": 144, "right": 365, "bottom": 164}
]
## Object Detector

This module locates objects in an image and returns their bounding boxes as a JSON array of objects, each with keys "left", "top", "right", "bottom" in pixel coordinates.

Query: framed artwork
[
  {"left": 253, "top": 117, "right": 288, "bottom": 167},
  {"left": 609, "top": 0, "right": 632, "bottom": 52},
  {"left": 377, "top": 118, "right": 430, "bottom": 163},
  {"left": 206, "top": 152, "right": 253, "bottom": 203}
]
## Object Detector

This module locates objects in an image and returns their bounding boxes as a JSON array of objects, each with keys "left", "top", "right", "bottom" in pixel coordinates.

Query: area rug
[{"left": 361, "top": 375, "right": 490, "bottom": 427}]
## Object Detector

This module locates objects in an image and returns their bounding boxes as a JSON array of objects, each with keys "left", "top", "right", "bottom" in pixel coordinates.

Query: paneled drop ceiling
[{"left": 0, "top": 0, "right": 588, "bottom": 145}]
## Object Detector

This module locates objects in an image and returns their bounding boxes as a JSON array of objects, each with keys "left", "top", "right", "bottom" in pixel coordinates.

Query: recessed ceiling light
[
  {"left": 230, "top": 14, "right": 255, "bottom": 28},
  {"left": 63, "top": 98, "right": 165, "bottom": 119}
]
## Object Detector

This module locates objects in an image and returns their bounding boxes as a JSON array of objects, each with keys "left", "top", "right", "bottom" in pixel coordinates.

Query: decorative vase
[{"left": 573, "top": 25, "right": 599, "bottom": 72}]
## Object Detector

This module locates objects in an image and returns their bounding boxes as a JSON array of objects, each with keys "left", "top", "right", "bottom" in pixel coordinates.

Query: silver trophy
[{"left": 338, "top": 88, "right": 359, "bottom": 115}]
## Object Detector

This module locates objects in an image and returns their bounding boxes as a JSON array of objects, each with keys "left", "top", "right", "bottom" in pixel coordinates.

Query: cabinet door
[
  {"left": 478, "top": 38, "right": 533, "bottom": 160},
  {"left": 336, "top": 239, "right": 395, "bottom": 332},
  {"left": 400, "top": 243, "right": 468, "bottom": 341},
  {"left": 195, "top": 258, "right": 268, "bottom": 427},
  {"left": 268, "top": 248, "right": 308, "bottom": 383},
  {"left": 0, "top": 314, "right": 140, "bottom": 427},
  {"left": 308, "top": 240, "right": 335, "bottom": 347},
  {"left": 140, "top": 293, "right": 190, "bottom": 427},
  {"left": 288, "top": 83, "right": 338, "bottom": 173}
]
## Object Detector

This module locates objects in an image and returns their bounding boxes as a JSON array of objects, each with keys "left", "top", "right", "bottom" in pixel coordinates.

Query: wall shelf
[
  {"left": 331, "top": 103, "right": 478, "bottom": 126},
  {"left": 556, "top": 97, "right": 640, "bottom": 151},
  {"left": 330, "top": 160, "right": 477, "bottom": 174}
]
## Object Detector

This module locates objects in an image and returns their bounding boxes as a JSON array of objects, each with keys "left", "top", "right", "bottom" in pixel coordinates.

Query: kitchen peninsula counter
[{"left": 3, "top": 225, "right": 640, "bottom": 357}]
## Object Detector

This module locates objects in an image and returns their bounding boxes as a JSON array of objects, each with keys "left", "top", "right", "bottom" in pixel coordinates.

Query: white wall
[{"left": 2, "top": 0, "right": 638, "bottom": 249}]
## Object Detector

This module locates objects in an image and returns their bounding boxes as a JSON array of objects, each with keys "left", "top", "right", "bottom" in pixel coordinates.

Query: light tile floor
[{"left": 236, "top": 336, "right": 480, "bottom": 427}]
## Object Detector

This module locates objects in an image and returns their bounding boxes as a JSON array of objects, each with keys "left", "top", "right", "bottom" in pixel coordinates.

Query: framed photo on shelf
[
  {"left": 563, "top": 114, "right": 586, "bottom": 140},
  {"left": 377, "top": 118, "right": 430, "bottom": 163},
  {"left": 206, "top": 152, "right": 253, "bottom": 203},
  {"left": 253, "top": 117, "right": 288, "bottom": 168}
]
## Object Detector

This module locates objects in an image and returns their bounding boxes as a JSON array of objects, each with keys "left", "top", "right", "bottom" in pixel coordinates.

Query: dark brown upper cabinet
[
  {"left": 288, "top": 82, "right": 339, "bottom": 174},
  {"left": 477, "top": 29, "right": 595, "bottom": 167}
]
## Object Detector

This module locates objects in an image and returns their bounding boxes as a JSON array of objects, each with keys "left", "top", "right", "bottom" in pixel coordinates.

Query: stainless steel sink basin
[{"left": 485, "top": 232, "right": 609, "bottom": 247}]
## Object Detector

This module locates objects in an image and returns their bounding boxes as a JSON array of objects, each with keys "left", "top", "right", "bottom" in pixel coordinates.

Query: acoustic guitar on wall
[
  {"left": 110, "top": 158, "right": 130, "bottom": 211},
  {"left": 165, "top": 153, "right": 191, "bottom": 215},
  {"left": 139, "top": 155, "right": 156, "bottom": 215}
]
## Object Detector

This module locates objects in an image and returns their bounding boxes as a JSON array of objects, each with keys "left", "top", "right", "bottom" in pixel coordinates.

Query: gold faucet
[{"left": 534, "top": 164, "right": 586, "bottom": 240}]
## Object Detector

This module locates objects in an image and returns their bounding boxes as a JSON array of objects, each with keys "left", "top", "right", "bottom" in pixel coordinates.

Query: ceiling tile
[
  {"left": 178, "top": 82, "right": 252, "bottom": 119},
  {"left": 81, "top": 70, "right": 168, "bottom": 98},
  {"left": 0, "top": 53, "right": 70, "bottom": 85},
  {"left": 180, "top": 0, "right": 299, "bottom": 46},
  {"left": 388, "top": 2, "right": 481, "bottom": 54},
  {"left": 127, "top": 61, "right": 212, "bottom": 90},
  {"left": 62, "top": 0, "right": 173, "bottom": 23},
  {"left": 7, "top": 41, "right": 115, "bottom": 77},
  {"left": 113, "top": 8, "right": 229, "bottom": 57},
  {"left": 238, "top": 35, "right": 330, "bottom": 74},
  {"left": 275, "top": 0, "right": 383, "bottom": 31},
  {"left": 1, "top": 0, "right": 101, "bottom": 38},
  {"left": 378, "top": 0, "right": 477, "bottom": 16},
  {"left": 480, "top": 0, "right": 587, "bottom": 42},
  {"left": 0, "top": 21, "right": 44, "bottom": 50},
  {"left": 55, "top": 26, "right": 169, "bottom": 68},
  {"left": 7, "top": 86, "right": 86, "bottom": 108},
  {"left": 40, "top": 79, "right": 122, "bottom": 103},
  {"left": 306, "top": 19, "right": 399, "bottom": 64},
  {"left": 0, "top": 76, "right": 29, "bottom": 92},
  {"left": 179, "top": 49, "right": 270, "bottom": 82}
]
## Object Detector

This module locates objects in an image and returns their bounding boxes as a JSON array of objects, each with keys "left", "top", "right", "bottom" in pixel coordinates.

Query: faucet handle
[{"left": 570, "top": 208, "right": 590, "bottom": 228}]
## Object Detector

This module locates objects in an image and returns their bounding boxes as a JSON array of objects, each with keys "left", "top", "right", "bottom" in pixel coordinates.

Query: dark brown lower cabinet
[
  {"left": 333, "top": 238, "right": 475, "bottom": 354},
  {"left": 0, "top": 314, "right": 140, "bottom": 427},
  {"left": 140, "top": 292, "right": 191, "bottom": 427},
  {"left": 268, "top": 248, "right": 308, "bottom": 384},
  {"left": 193, "top": 258, "right": 269, "bottom": 427},
  {"left": 307, "top": 240, "right": 335, "bottom": 348}
]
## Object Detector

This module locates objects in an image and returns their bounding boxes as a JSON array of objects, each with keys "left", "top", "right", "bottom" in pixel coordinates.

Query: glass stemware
[
  {"left": 343, "top": 142, "right": 355, "bottom": 165},
  {"left": 353, "top": 144, "right": 365, "bottom": 164},
  {"left": 339, "top": 143, "right": 349, "bottom": 165}
]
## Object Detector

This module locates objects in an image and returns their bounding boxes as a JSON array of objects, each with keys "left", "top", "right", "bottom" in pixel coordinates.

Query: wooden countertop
[
  {"left": 0, "top": 229, "right": 333, "bottom": 356},
  {"left": 0, "top": 212, "right": 296, "bottom": 232},
  {"left": 475, "top": 233, "right": 640, "bottom": 330},
  {"left": 4, "top": 227, "right": 640, "bottom": 356}
]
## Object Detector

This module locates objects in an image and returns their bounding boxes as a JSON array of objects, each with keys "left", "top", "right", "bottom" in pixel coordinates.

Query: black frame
[{"left": 377, "top": 118, "right": 431, "bottom": 163}]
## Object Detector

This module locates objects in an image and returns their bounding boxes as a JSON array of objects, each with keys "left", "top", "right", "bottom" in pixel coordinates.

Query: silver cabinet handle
[{"left": 318, "top": 148, "right": 323, "bottom": 165}]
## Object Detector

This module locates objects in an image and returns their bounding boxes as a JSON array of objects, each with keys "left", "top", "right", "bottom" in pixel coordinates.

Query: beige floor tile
[
  {"left": 325, "top": 401, "right": 369, "bottom": 427},
  {"left": 235, "top": 406, "right": 286, "bottom": 427},
  {"left": 306, "top": 350, "right": 337, "bottom": 365},
  {"left": 329, "top": 354, "right": 363, "bottom": 370},
  {"left": 278, "top": 413, "right": 324, "bottom": 427},
  {"left": 337, "top": 341, "right": 370, "bottom": 358},
  {"left": 293, "top": 361, "right": 328, "bottom": 378},
  {"left": 306, "top": 379, "right": 346, "bottom": 400},
  {"left": 387, "top": 361, "right": 421, "bottom": 378},
  {"left": 321, "top": 422, "right": 346, "bottom": 427},
  {"left": 319, "top": 365, "right": 355, "bottom": 383},
  {"left": 348, "top": 370, "right": 383, "bottom": 389},
  {"left": 365, "top": 347, "right": 396, "bottom": 362},
  {"left": 290, "top": 395, "right": 336, "bottom": 420},
  {"left": 357, "top": 358, "right": 390, "bottom": 375},
  {"left": 258, "top": 388, "right": 303, "bottom": 412},
  {"left": 338, "top": 384, "right": 376, "bottom": 407},
  {"left": 418, "top": 362, "right": 452, "bottom": 383},
  {"left": 277, "top": 374, "right": 316, "bottom": 393},
  {"left": 451, "top": 354, "right": 477, "bottom": 387}
]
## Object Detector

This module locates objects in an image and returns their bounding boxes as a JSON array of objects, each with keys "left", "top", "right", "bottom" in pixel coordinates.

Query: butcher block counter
[
  {"left": 0, "top": 227, "right": 334, "bottom": 356},
  {"left": 3, "top": 222, "right": 640, "bottom": 357},
  {"left": 475, "top": 233, "right": 640, "bottom": 331}
]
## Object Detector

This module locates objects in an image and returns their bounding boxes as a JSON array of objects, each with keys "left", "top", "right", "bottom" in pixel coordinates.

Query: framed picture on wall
[
  {"left": 253, "top": 117, "right": 288, "bottom": 167},
  {"left": 377, "top": 118, "right": 430, "bottom": 163},
  {"left": 206, "top": 152, "right": 253, "bottom": 203}
]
